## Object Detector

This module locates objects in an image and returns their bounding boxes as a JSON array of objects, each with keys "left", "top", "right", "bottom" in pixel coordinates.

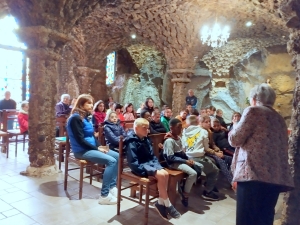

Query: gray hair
[
  {"left": 60, "top": 94, "right": 70, "bottom": 101},
  {"left": 249, "top": 83, "right": 276, "bottom": 107}
]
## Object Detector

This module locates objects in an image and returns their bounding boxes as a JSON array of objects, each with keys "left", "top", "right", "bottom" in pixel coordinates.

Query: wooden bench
[
  {"left": 54, "top": 116, "right": 67, "bottom": 170},
  {"left": 0, "top": 109, "right": 27, "bottom": 157}
]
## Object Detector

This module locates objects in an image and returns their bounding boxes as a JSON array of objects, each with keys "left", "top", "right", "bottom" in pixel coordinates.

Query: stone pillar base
[{"left": 20, "top": 164, "right": 58, "bottom": 177}]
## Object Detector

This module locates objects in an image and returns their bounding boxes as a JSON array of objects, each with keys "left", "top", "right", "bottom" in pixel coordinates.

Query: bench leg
[
  {"left": 15, "top": 136, "right": 17, "bottom": 157},
  {"left": 168, "top": 176, "right": 179, "bottom": 206},
  {"left": 79, "top": 164, "right": 84, "bottom": 199},
  {"left": 144, "top": 183, "right": 150, "bottom": 225},
  {"left": 64, "top": 156, "right": 68, "bottom": 190}
]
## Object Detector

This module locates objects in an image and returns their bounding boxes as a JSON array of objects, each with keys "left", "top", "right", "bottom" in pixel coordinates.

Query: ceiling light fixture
[
  {"left": 201, "top": 23, "right": 230, "bottom": 48},
  {"left": 200, "top": 0, "right": 230, "bottom": 48},
  {"left": 246, "top": 21, "right": 252, "bottom": 27},
  {"left": 131, "top": 34, "right": 136, "bottom": 39}
]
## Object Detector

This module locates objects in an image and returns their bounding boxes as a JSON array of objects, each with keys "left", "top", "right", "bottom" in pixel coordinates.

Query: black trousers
[{"left": 236, "top": 181, "right": 280, "bottom": 225}]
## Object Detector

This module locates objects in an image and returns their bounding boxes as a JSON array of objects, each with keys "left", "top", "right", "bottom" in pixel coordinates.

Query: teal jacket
[{"left": 160, "top": 116, "right": 170, "bottom": 132}]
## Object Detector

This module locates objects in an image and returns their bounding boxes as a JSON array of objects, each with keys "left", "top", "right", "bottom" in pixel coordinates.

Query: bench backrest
[
  {"left": 148, "top": 133, "right": 166, "bottom": 160},
  {"left": 98, "top": 125, "right": 106, "bottom": 146}
]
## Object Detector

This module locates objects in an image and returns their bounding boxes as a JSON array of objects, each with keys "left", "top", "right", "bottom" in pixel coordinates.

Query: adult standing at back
[
  {"left": 0, "top": 91, "right": 17, "bottom": 129},
  {"left": 55, "top": 94, "right": 71, "bottom": 117},
  {"left": 185, "top": 89, "right": 197, "bottom": 109},
  {"left": 228, "top": 83, "right": 294, "bottom": 225}
]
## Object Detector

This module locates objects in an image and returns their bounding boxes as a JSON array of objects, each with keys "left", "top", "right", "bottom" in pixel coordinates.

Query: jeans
[
  {"left": 192, "top": 156, "right": 219, "bottom": 192},
  {"left": 236, "top": 181, "right": 280, "bottom": 225},
  {"left": 74, "top": 149, "right": 119, "bottom": 197},
  {"left": 170, "top": 162, "right": 203, "bottom": 193}
]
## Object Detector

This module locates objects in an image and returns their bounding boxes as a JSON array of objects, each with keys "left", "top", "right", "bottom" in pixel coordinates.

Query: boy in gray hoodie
[
  {"left": 163, "top": 118, "right": 203, "bottom": 207},
  {"left": 182, "top": 115, "right": 220, "bottom": 201}
]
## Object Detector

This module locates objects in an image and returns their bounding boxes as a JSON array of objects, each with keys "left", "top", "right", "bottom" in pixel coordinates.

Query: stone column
[
  {"left": 17, "top": 26, "right": 70, "bottom": 177},
  {"left": 168, "top": 69, "right": 193, "bottom": 116},
  {"left": 75, "top": 66, "right": 101, "bottom": 94}
]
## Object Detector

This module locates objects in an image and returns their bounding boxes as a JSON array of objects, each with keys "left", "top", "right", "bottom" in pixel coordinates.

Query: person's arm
[
  {"left": 104, "top": 125, "right": 121, "bottom": 146},
  {"left": 163, "top": 139, "right": 187, "bottom": 164},
  {"left": 149, "top": 124, "right": 159, "bottom": 134},
  {"left": 202, "top": 130, "right": 215, "bottom": 154},
  {"left": 156, "top": 123, "right": 167, "bottom": 133},
  {"left": 193, "top": 96, "right": 198, "bottom": 108},
  {"left": 69, "top": 116, "right": 98, "bottom": 149},
  {"left": 228, "top": 107, "right": 256, "bottom": 147},
  {"left": 18, "top": 114, "right": 28, "bottom": 131},
  {"left": 126, "top": 141, "right": 146, "bottom": 176}
]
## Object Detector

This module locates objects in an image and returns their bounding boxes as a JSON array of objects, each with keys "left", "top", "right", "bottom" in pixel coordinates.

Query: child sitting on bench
[
  {"left": 125, "top": 118, "right": 181, "bottom": 221},
  {"left": 163, "top": 118, "right": 203, "bottom": 207}
]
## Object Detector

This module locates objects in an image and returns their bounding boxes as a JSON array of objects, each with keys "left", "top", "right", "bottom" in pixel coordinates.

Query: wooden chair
[
  {"left": 98, "top": 125, "right": 106, "bottom": 146},
  {"left": 124, "top": 121, "right": 134, "bottom": 131},
  {"left": 0, "top": 110, "right": 27, "bottom": 158},
  {"left": 64, "top": 134, "right": 105, "bottom": 199},
  {"left": 117, "top": 136, "right": 158, "bottom": 225},
  {"left": 0, "top": 131, "right": 8, "bottom": 154},
  {"left": 54, "top": 116, "right": 67, "bottom": 170}
]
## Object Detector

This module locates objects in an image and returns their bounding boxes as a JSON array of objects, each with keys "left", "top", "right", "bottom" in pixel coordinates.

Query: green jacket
[{"left": 160, "top": 116, "right": 171, "bottom": 132}]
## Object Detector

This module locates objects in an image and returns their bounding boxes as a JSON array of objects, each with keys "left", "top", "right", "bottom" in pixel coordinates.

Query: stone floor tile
[
  {"left": 2, "top": 208, "right": 20, "bottom": 217},
  {"left": 0, "top": 190, "right": 32, "bottom": 204},
  {"left": 0, "top": 213, "right": 36, "bottom": 225},
  {"left": 0, "top": 213, "right": 6, "bottom": 219},
  {"left": 0, "top": 200, "right": 13, "bottom": 212}
]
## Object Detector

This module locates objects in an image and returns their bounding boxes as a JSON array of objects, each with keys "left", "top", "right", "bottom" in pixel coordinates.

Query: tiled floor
[{"left": 0, "top": 142, "right": 284, "bottom": 225}]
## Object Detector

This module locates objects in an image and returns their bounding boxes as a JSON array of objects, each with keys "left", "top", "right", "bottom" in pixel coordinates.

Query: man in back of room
[{"left": 186, "top": 89, "right": 197, "bottom": 109}]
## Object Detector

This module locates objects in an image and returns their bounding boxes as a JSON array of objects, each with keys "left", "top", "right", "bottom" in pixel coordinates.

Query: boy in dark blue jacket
[
  {"left": 125, "top": 118, "right": 181, "bottom": 221},
  {"left": 163, "top": 118, "right": 203, "bottom": 207},
  {"left": 104, "top": 111, "right": 127, "bottom": 151}
]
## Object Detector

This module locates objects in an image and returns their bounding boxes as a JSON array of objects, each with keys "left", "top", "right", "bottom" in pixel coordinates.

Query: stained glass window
[{"left": 106, "top": 51, "right": 116, "bottom": 85}]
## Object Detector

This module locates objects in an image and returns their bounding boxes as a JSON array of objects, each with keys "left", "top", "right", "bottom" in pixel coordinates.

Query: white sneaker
[
  {"left": 98, "top": 193, "right": 117, "bottom": 205},
  {"left": 110, "top": 187, "right": 118, "bottom": 198}
]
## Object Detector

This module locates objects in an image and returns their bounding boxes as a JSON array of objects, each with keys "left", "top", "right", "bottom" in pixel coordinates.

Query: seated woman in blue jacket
[
  {"left": 66, "top": 94, "right": 118, "bottom": 205},
  {"left": 104, "top": 111, "right": 127, "bottom": 151},
  {"left": 125, "top": 118, "right": 181, "bottom": 221}
]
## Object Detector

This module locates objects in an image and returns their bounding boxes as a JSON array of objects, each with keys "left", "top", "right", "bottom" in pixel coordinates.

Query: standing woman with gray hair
[{"left": 229, "top": 83, "right": 294, "bottom": 225}]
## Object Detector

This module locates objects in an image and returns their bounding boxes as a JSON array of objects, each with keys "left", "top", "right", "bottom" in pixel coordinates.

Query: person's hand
[
  {"left": 98, "top": 146, "right": 108, "bottom": 154},
  {"left": 158, "top": 143, "right": 163, "bottom": 149},
  {"left": 221, "top": 126, "right": 228, "bottom": 132},
  {"left": 186, "top": 160, "right": 194, "bottom": 166},
  {"left": 94, "top": 132, "right": 99, "bottom": 138},
  {"left": 232, "top": 182, "right": 237, "bottom": 192},
  {"left": 215, "top": 151, "right": 223, "bottom": 158}
]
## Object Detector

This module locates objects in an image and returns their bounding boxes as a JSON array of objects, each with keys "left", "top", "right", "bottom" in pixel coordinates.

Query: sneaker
[
  {"left": 154, "top": 201, "right": 168, "bottom": 221},
  {"left": 166, "top": 205, "right": 181, "bottom": 219},
  {"left": 98, "top": 193, "right": 117, "bottom": 205},
  {"left": 202, "top": 190, "right": 219, "bottom": 201},
  {"left": 212, "top": 186, "right": 219, "bottom": 193},
  {"left": 110, "top": 187, "right": 118, "bottom": 198}
]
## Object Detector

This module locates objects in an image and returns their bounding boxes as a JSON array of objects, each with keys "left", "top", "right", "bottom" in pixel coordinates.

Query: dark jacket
[
  {"left": 55, "top": 101, "right": 71, "bottom": 117},
  {"left": 125, "top": 133, "right": 163, "bottom": 177},
  {"left": 104, "top": 120, "right": 127, "bottom": 150},
  {"left": 0, "top": 99, "right": 16, "bottom": 110},
  {"left": 185, "top": 96, "right": 197, "bottom": 108},
  {"left": 150, "top": 120, "right": 166, "bottom": 134},
  {"left": 212, "top": 130, "right": 235, "bottom": 152},
  {"left": 216, "top": 115, "right": 227, "bottom": 128},
  {"left": 66, "top": 113, "right": 99, "bottom": 153}
]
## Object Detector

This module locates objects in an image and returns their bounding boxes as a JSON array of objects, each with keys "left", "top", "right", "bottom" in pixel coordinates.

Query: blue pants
[{"left": 74, "top": 149, "right": 119, "bottom": 197}]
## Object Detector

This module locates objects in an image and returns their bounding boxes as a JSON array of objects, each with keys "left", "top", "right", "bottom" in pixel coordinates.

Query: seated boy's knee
[{"left": 156, "top": 169, "right": 168, "bottom": 178}]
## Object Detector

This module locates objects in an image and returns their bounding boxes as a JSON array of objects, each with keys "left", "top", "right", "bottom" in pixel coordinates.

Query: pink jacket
[{"left": 228, "top": 106, "right": 294, "bottom": 192}]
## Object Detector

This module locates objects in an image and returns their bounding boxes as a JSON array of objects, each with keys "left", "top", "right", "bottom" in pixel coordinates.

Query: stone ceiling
[{"left": 1, "top": 0, "right": 292, "bottom": 70}]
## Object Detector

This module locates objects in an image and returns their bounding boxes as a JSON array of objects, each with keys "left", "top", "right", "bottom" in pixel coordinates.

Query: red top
[{"left": 18, "top": 112, "right": 28, "bottom": 133}]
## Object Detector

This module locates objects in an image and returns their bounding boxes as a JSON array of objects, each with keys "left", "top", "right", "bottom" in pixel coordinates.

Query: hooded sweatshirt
[
  {"left": 163, "top": 133, "right": 188, "bottom": 166},
  {"left": 18, "top": 109, "right": 28, "bottom": 133},
  {"left": 182, "top": 125, "right": 209, "bottom": 158}
]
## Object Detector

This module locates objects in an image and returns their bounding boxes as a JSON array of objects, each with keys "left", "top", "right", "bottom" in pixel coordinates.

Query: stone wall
[
  {"left": 208, "top": 46, "right": 295, "bottom": 124},
  {"left": 107, "top": 45, "right": 168, "bottom": 109}
]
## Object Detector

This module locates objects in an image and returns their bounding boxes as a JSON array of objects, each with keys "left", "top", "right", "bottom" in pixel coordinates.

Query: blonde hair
[
  {"left": 134, "top": 118, "right": 149, "bottom": 128},
  {"left": 187, "top": 115, "right": 198, "bottom": 125}
]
